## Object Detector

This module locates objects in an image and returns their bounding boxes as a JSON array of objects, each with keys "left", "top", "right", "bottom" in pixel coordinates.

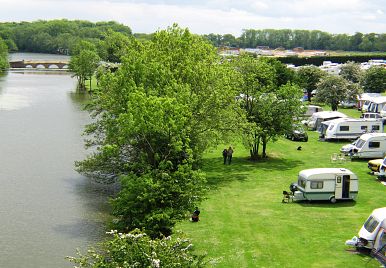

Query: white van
[
  {"left": 322, "top": 118, "right": 383, "bottom": 140},
  {"left": 306, "top": 111, "right": 348, "bottom": 131},
  {"left": 347, "top": 133, "right": 386, "bottom": 158},
  {"left": 345, "top": 207, "right": 386, "bottom": 265},
  {"left": 289, "top": 168, "right": 358, "bottom": 203}
]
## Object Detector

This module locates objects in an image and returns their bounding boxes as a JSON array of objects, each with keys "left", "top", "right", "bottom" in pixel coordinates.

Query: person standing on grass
[
  {"left": 227, "top": 146, "right": 233, "bottom": 164},
  {"left": 222, "top": 148, "right": 228, "bottom": 164}
]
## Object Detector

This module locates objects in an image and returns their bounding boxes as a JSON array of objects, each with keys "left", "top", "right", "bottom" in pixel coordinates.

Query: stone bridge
[{"left": 9, "top": 60, "right": 69, "bottom": 69}]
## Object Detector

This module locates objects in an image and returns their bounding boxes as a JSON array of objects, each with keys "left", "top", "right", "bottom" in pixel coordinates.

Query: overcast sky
[{"left": 0, "top": 0, "right": 385, "bottom": 35}]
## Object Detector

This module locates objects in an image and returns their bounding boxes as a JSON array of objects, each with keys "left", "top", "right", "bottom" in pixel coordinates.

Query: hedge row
[{"left": 276, "top": 54, "right": 386, "bottom": 66}]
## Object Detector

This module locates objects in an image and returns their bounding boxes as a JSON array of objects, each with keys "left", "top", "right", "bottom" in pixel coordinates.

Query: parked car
[
  {"left": 368, "top": 158, "right": 384, "bottom": 173},
  {"left": 360, "top": 112, "right": 383, "bottom": 121},
  {"left": 285, "top": 125, "right": 308, "bottom": 142},
  {"left": 339, "top": 100, "right": 356, "bottom": 108},
  {"left": 340, "top": 140, "right": 357, "bottom": 155}
]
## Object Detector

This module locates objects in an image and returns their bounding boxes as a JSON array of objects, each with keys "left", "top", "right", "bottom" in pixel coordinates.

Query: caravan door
[
  {"left": 335, "top": 175, "right": 343, "bottom": 199},
  {"left": 336, "top": 175, "right": 351, "bottom": 199},
  {"left": 342, "top": 175, "right": 350, "bottom": 198}
]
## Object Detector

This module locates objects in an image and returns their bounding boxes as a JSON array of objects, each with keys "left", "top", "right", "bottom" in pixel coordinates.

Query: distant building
[
  {"left": 256, "top": 46, "right": 270, "bottom": 50},
  {"left": 293, "top": 47, "right": 304, "bottom": 53}
]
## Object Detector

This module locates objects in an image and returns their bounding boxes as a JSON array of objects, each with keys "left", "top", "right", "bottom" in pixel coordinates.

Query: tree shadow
[{"left": 202, "top": 155, "right": 304, "bottom": 189}]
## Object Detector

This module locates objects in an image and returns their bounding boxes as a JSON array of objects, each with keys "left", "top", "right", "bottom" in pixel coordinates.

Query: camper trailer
[
  {"left": 321, "top": 118, "right": 383, "bottom": 140},
  {"left": 345, "top": 207, "right": 386, "bottom": 265},
  {"left": 346, "top": 133, "right": 386, "bottom": 158},
  {"left": 289, "top": 168, "right": 358, "bottom": 203},
  {"left": 306, "top": 111, "right": 348, "bottom": 131}
]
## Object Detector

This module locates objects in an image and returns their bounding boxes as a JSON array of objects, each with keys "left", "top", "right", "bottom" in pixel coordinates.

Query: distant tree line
[
  {"left": 204, "top": 29, "right": 386, "bottom": 51},
  {"left": 0, "top": 19, "right": 132, "bottom": 55},
  {"left": 1, "top": 20, "right": 385, "bottom": 55}
]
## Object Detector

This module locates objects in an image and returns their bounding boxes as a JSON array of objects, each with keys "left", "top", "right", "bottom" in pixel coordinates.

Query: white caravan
[
  {"left": 289, "top": 168, "right": 358, "bottom": 203},
  {"left": 322, "top": 118, "right": 383, "bottom": 140},
  {"left": 306, "top": 111, "right": 348, "bottom": 131},
  {"left": 347, "top": 133, "right": 386, "bottom": 158},
  {"left": 345, "top": 207, "right": 386, "bottom": 265}
]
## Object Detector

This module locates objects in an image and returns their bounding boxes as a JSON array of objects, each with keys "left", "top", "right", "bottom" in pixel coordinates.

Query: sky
[{"left": 0, "top": 0, "right": 385, "bottom": 36}]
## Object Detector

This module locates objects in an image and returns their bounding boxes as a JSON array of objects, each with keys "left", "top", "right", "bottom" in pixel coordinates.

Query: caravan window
[
  {"left": 355, "top": 139, "right": 366, "bottom": 148},
  {"left": 364, "top": 216, "right": 379, "bottom": 233},
  {"left": 340, "top": 126, "right": 349, "bottom": 131},
  {"left": 369, "top": 141, "right": 380, "bottom": 148},
  {"left": 310, "top": 181, "right": 323, "bottom": 189},
  {"left": 298, "top": 177, "right": 306, "bottom": 188},
  {"left": 372, "top": 125, "right": 380, "bottom": 131},
  {"left": 361, "top": 126, "right": 368, "bottom": 131}
]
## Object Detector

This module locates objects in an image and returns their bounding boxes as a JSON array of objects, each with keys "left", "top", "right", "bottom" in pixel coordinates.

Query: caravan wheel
[{"left": 330, "top": 197, "right": 337, "bottom": 204}]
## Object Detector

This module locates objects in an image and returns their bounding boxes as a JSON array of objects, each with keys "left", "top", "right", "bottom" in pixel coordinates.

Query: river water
[{"left": 0, "top": 53, "right": 113, "bottom": 267}]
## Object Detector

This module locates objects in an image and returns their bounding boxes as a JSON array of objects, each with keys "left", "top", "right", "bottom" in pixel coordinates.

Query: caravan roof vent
[{"left": 340, "top": 168, "right": 346, "bottom": 171}]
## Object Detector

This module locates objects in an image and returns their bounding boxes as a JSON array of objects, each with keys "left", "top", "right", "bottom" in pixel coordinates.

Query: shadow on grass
[
  {"left": 296, "top": 199, "right": 357, "bottom": 208},
  {"left": 202, "top": 155, "right": 304, "bottom": 188}
]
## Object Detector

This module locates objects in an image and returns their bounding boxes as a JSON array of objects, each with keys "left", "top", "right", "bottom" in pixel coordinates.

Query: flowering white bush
[{"left": 67, "top": 229, "right": 205, "bottom": 267}]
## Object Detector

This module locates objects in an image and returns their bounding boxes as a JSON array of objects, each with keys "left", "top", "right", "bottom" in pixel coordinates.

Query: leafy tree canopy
[
  {"left": 314, "top": 75, "right": 359, "bottom": 111},
  {"left": 361, "top": 66, "right": 386, "bottom": 93},
  {"left": 232, "top": 54, "right": 303, "bottom": 159},
  {"left": 77, "top": 24, "right": 243, "bottom": 180},
  {"left": 339, "top": 61, "right": 363, "bottom": 83},
  {"left": 296, "top": 65, "right": 326, "bottom": 102}
]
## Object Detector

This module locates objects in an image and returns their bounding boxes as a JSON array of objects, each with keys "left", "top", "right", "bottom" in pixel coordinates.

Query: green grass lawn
[{"left": 176, "top": 108, "right": 385, "bottom": 267}]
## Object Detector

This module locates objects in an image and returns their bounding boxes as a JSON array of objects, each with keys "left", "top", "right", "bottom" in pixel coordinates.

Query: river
[{"left": 0, "top": 53, "right": 113, "bottom": 267}]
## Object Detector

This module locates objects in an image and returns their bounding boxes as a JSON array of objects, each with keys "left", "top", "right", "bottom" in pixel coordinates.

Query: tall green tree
[
  {"left": 233, "top": 54, "right": 302, "bottom": 159},
  {"left": 76, "top": 25, "right": 242, "bottom": 236},
  {"left": 361, "top": 66, "right": 386, "bottom": 93},
  {"left": 296, "top": 65, "right": 326, "bottom": 102},
  {"left": 69, "top": 40, "right": 100, "bottom": 91}
]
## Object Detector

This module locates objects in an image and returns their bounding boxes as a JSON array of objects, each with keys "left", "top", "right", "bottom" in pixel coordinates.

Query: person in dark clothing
[
  {"left": 227, "top": 146, "right": 233, "bottom": 164},
  {"left": 191, "top": 207, "right": 200, "bottom": 222},
  {"left": 222, "top": 148, "right": 228, "bottom": 164}
]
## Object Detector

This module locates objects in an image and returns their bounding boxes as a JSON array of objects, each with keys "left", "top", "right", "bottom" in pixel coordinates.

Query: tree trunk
[
  {"left": 307, "top": 90, "right": 312, "bottom": 102},
  {"left": 331, "top": 101, "right": 338, "bottom": 111},
  {"left": 262, "top": 135, "right": 267, "bottom": 158},
  {"left": 250, "top": 132, "right": 260, "bottom": 160}
]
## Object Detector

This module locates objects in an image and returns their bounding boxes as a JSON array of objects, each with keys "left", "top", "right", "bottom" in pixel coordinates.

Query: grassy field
[{"left": 176, "top": 107, "right": 385, "bottom": 267}]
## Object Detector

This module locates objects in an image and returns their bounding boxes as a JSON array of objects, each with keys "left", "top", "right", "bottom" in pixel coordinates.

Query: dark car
[{"left": 285, "top": 125, "right": 308, "bottom": 142}]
